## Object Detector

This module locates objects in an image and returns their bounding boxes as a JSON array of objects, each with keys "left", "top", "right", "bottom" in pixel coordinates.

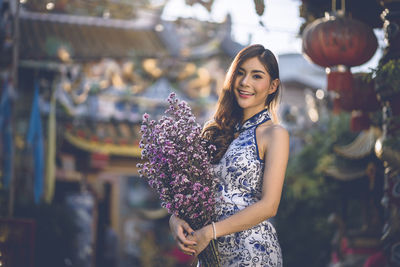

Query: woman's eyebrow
[
  {"left": 238, "top": 67, "right": 266, "bottom": 74},
  {"left": 251, "top": 70, "right": 266, "bottom": 74}
]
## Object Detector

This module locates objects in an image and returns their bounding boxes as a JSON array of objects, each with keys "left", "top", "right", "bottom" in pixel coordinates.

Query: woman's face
[{"left": 233, "top": 57, "right": 277, "bottom": 115}]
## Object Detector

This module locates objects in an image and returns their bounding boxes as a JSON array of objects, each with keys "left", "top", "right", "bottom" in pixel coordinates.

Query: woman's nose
[{"left": 240, "top": 75, "right": 250, "bottom": 86}]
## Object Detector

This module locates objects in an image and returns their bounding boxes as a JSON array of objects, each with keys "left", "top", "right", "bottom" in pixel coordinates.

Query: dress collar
[{"left": 234, "top": 109, "right": 271, "bottom": 133}]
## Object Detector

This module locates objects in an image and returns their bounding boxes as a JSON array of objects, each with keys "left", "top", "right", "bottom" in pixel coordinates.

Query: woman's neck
[{"left": 242, "top": 107, "right": 265, "bottom": 122}]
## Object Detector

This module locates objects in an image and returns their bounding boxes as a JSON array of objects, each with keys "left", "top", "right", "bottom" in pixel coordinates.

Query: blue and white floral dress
[{"left": 212, "top": 109, "right": 283, "bottom": 267}]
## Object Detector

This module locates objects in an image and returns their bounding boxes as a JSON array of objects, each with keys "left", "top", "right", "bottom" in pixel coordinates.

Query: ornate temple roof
[
  {"left": 18, "top": 7, "right": 244, "bottom": 158},
  {"left": 18, "top": 9, "right": 169, "bottom": 61},
  {"left": 63, "top": 121, "right": 141, "bottom": 157},
  {"left": 323, "top": 128, "right": 381, "bottom": 181}
]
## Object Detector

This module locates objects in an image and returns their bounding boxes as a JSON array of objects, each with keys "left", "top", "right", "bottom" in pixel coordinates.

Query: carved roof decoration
[{"left": 334, "top": 128, "right": 379, "bottom": 159}]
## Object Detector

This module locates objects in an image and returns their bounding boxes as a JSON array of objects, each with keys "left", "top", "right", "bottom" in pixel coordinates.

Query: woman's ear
[{"left": 268, "top": 79, "right": 280, "bottom": 94}]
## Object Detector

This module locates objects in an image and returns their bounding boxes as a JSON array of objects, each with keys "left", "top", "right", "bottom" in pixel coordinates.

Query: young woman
[{"left": 169, "top": 44, "right": 289, "bottom": 266}]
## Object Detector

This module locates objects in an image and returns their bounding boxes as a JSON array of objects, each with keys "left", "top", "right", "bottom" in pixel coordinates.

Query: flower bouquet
[{"left": 137, "top": 93, "right": 220, "bottom": 266}]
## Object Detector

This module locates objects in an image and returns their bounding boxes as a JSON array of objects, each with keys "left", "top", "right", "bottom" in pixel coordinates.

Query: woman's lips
[{"left": 238, "top": 90, "right": 254, "bottom": 98}]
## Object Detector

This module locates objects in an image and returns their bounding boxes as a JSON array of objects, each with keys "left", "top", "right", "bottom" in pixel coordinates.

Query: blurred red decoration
[
  {"left": 352, "top": 74, "right": 380, "bottom": 112},
  {"left": 333, "top": 97, "right": 342, "bottom": 114},
  {"left": 302, "top": 12, "right": 378, "bottom": 101},
  {"left": 90, "top": 152, "right": 109, "bottom": 170},
  {"left": 350, "top": 111, "right": 370, "bottom": 132},
  {"left": 302, "top": 13, "right": 378, "bottom": 68},
  {"left": 337, "top": 73, "right": 380, "bottom": 112},
  {"left": 327, "top": 68, "right": 353, "bottom": 92}
]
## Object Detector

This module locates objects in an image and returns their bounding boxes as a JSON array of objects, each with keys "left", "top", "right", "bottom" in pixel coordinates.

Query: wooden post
[{"left": 8, "top": 0, "right": 20, "bottom": 218}]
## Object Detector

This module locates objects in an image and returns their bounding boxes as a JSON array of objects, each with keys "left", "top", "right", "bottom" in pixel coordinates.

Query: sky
[
  {"left": 161, "top": 0, "right": 383, "bottom": 71},
  {"left": 162, "top": 0, "right": 303, "bottom": 56}
]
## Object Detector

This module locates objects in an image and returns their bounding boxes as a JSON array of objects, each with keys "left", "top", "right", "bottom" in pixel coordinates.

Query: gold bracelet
[{"left": 211, "top": 221, "right": 217, "bottom": 240}]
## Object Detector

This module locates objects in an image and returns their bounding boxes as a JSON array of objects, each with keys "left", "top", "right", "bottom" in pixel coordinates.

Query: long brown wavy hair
[{"left": 202, "top": 44, "right": 281, "bottom": 163}]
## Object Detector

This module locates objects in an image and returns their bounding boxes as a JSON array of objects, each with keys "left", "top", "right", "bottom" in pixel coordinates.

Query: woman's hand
[
  {"left": 169, "top": 214, "right": 197, "bottom": 255},
  {"left": 193, "top": 224, "right": 213, "bottom": 256}
]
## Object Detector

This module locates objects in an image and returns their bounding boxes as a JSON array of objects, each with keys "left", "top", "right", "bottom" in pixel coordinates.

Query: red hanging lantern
[
  {"left": 337, "top": 73, "right": 380, "bottom": 112},
  {"left": 333, "top": 97, "right": 342, "bottom": 114},
  {"left": 350, "top": 111, "right": 370, "bottom": 132},
  {"left": 352, "top": 73, "right": 380, "bottom": 112},
  {"left": 327, "top": 67, "right": 353, "bottom": 92},
  {"left": 302, "top": 11, "right": 378, "bottom": 95},
  {"left": 337, "top": 88, "right": 355, "bottom": 112},
  {"left": 302, "top": 13, "right": 378, "bottom": 68}
]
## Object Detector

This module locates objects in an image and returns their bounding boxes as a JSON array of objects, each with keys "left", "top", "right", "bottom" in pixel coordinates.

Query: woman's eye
[
  {"left": 237, "top": 71, "right": 244, "bottom": 76},
  {"left": 253, "top": 74, "right": 262, "bottom": 79}
]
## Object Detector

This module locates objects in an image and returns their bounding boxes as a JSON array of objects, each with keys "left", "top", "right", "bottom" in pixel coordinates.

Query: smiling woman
[
  {"left": 169, "top": 44, "right": 289, "bottom": 266},
  {"left": 200, "top": 45, "right": 282, "bottom": 164},
  {"left": 234, "top": 57, "right": 280, "bottom": 120}
]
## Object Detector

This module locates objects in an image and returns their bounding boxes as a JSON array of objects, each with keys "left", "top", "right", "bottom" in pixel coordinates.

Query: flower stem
[{"left": 198, "top": 239, "right": 221, "bottom": 267}]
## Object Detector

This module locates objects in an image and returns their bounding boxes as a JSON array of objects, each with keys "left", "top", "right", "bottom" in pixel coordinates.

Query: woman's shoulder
[
  {"left": 256, "top": 123, "right": 289, "bottom": 159},
  {"left": 258, "top": 122, "right": 289, "bottom": 142}
]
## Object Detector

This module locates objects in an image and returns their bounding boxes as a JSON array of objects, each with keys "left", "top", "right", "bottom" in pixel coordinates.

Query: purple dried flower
[{"left": 138, "top": 92, "right": 217, "bottom": 229}]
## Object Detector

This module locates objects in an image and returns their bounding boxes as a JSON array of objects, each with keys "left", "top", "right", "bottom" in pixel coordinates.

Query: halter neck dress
[{"left": 212, "top": 109, "right": 283, "bottom": 267}]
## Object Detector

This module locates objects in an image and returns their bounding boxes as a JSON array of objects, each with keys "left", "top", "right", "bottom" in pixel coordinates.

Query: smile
[{"left": 238, "top": 90, "right": 255, "bottom": 98}]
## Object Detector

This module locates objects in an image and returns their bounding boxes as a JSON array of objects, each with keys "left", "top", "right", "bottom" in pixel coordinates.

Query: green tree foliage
[{"left": 276, "top": 113, "right": 357, "bottom": 267}]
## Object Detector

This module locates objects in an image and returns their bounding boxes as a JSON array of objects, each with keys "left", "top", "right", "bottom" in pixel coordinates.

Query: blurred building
[
  {"left": 278, "top": 53, "right": 327, "bottom": 155},
  {"left": 0, "top": 1, "right": 244, "bottom": 266}
]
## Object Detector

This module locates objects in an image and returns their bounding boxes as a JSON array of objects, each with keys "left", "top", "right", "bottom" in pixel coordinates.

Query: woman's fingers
[
  {"left": 182, "top": 221, "right": 195, "bottom": 237},
  {"left": 170, "top": 216, "right": 197, "bottom": 251},
  {"left": 177, "top": 233, "right": 197, "bottom": 247},
  {"left": 177, "top": 228, "right": 197, "bottom": 246},
  {"left": 191, "top": 228, "right": 211, "bottom": 256},
  {"left": 177, "top": 237, "right": 196, "bottom": 255}
]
